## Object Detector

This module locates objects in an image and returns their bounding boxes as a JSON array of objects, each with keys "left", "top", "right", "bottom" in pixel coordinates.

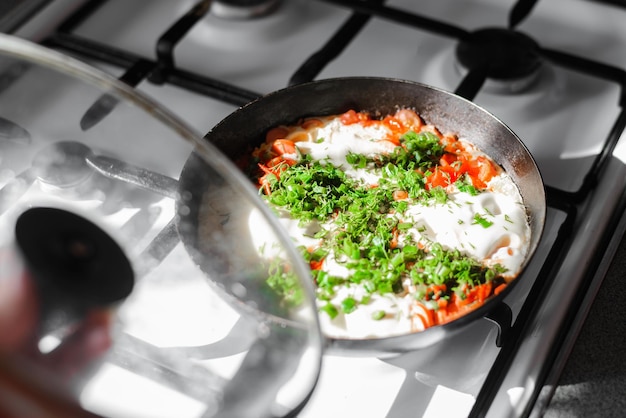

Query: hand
[
  {"left": 0, "top": 249, "right": 113, "bottom": 418},
  {"left": 0, "top": 249, "right": 113, "bottom": 380}
]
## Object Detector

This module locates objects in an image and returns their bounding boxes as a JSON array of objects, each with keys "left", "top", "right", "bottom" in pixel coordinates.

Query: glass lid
[{"left": 0, "top": 34, "right": 322, "bottom": 418}]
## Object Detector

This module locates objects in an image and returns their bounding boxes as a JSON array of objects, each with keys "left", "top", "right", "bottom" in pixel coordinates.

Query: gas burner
[
  {"left": 211, "top": 0, "right": 282, "bottom": 19},
  {"left": 455, "top": 28, "right": 543, "bottom": 94}
]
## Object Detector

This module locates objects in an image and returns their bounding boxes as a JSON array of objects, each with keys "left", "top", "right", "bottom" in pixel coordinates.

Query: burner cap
[
  {"left": 455, "top": 28, "right": 542, "bottom": 93},
  {"left": 212, "top": 0, "right": 281, "bottom": 19}
]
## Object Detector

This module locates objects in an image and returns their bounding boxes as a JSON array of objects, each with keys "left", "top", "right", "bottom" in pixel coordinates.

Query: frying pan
[
  {"left": 99, "top": 76, "right": 544, "bottom": 355},
  {"left": 181, "top": 76, "right": 546, "bottom": 355}
]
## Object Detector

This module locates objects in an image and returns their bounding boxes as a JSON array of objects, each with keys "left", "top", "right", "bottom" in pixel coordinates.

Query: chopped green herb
[
  {"left": 473, "top": 213, "right": 494, "bottom": 228},
  {"left": 455, "top": 176, "right": 480, "bottom": 196},
  {"left": 372, "top": 310, "right": 386, "bottom": 320},
  {"left": 341, "top": 297, "right": 358, "bottom": 314},
  {"left": 320, "top": 303, "right": 339, "bottom": 319}
]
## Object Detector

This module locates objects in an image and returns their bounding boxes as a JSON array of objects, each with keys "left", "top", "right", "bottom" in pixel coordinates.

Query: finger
[
  {"left": 39, "top": 310, "right": 113, "bottom": 380},
  {"left": 0, "top": 252, "right": 39, "bottom": 352}
]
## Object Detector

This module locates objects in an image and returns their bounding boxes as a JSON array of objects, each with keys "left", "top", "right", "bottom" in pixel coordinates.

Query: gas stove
[{"left": 2, "top": 0, "right": 626, "bottom": 417}]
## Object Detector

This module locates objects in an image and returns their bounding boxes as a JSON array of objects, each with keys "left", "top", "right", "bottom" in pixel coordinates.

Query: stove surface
[{"left": 4, "top": 0, "right": 626, "bottom": 417}]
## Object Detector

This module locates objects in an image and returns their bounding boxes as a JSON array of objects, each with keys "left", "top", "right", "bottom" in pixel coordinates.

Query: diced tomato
[
  {"left": 451, "top": 282, "right": 495, "bottom": 311},
  {"left": 271, "top": 139, "right": 297, "bottom": 156},
  {"left": 437, "top": 302, "right": 475, "bottom": 325},
  {"left": 439, "top": 153, "right": 457, "bottom": 167},
  {"left": 383, "top": 136, "right": 402, "bottom": 147},
  {"left": 443, "top": 135, "right": 462, "bottom": 153},
  {"left": 382, "top": 115, "right": 405, "bottom": 138},
  {"left": 394, "top": 108, "right": 423, "bottom": 132},
  {"left": 476, "top": 282, "right": 492, "bottom": 303},
  {"left": 451, "top": 292, "right": 471, "bottom": 308},
  {"left": 339, "top": 109, "right": 371, "bottom": 125},
  {"left": 340, "top": 109, "right": 360, "bottom": 125},
  {"left": 467, "top": 156, "right": 498, "bottom": 189},
  {"left": 310, "top": 259, "right": 324, "bottom": 270},
  {"left": 425, "top": 167, "right": 450, "bottom": 189},
  {"left": 412, "top": 302, "right": 436, "bottom": 330},
  {"left": 436, "top": 308, "right": 449, "bottom": 325}
]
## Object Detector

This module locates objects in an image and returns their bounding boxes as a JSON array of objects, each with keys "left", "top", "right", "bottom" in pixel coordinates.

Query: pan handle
[
  {"left": 483, "top": 301, "right": 513, "bottom": 348},
  {"left": 86, "top": 155, "right": 179, "bottom": 199},
  {"left": 85, "top": 154, "right": 183, "bottom": 278}
]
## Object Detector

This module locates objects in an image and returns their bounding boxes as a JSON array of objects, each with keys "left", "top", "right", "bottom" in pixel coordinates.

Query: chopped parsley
[{"left": 473, "top": 213, "right": 494, "bottom": 228}]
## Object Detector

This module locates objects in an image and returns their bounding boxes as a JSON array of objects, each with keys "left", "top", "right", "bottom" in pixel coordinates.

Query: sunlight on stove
[
  {"left": 506, "top": 386, "right": 525, "bottom": 409},
  {"left": 610, "top": 130, "right": 626, "bottom": 165},
  {"left": 423, "top": 385, "right": 474, "bottom": 418},
  {"left": 80, "top": 363, "right": 207, "bottom": 418}
]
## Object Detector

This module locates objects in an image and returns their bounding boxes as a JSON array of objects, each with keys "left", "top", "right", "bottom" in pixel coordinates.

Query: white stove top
[{"left": 6, "top": 0, "right": 626, "bottom": 417}]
